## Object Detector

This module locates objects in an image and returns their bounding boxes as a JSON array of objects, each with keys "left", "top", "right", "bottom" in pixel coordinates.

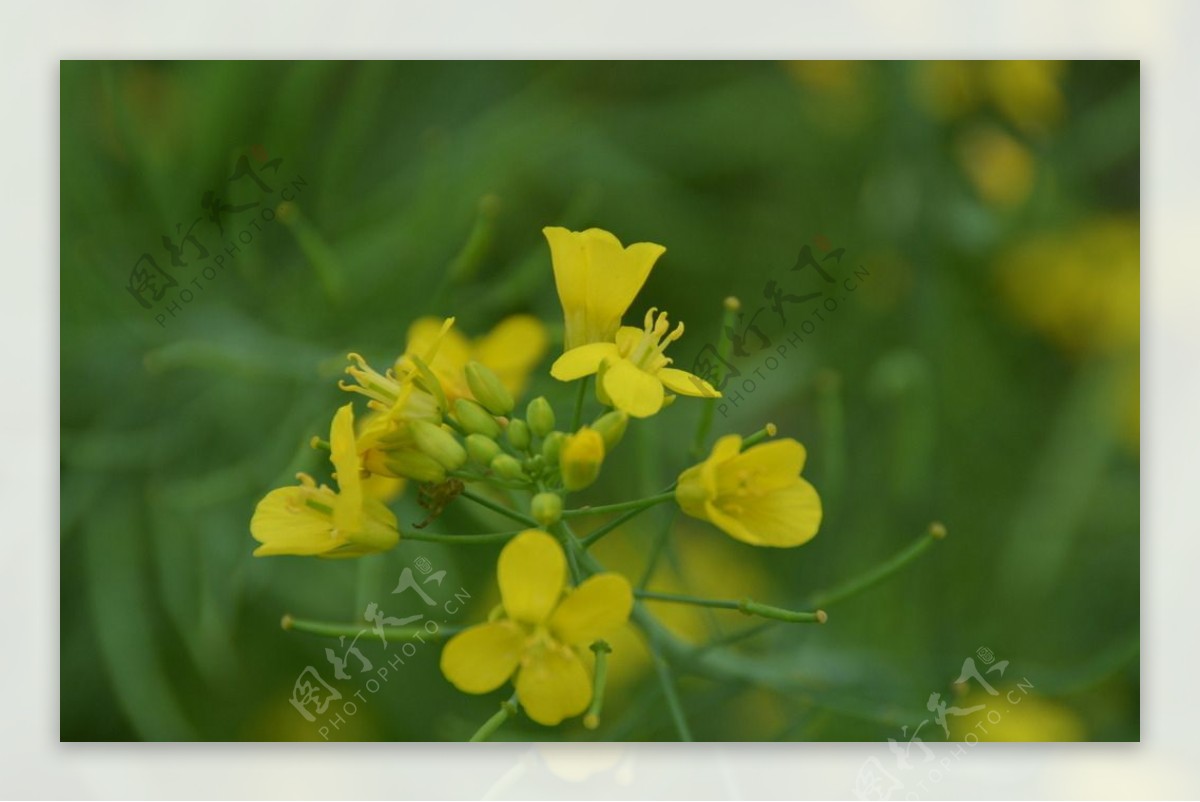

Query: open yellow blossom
[
  {"left": 543, "top": 226, "right": 665, "bottom": 350},
  {"left": 403, "top": 314, "right": 548, "bottom": 403},
  {"left": 251, "top": 403, "right": 399, "bottom": 558},
  {"left": 550, "top": 308, "right": 719, "bottom": 418},
  {"left": 676, "top": 434, "right": 821, "bottom": 547},
  {"left": 440, "top": 529, "right": 633, "bottom": 726}
]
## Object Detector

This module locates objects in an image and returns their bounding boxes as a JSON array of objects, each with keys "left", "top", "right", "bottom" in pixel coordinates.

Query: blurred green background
[{"left": 60, "top": 61, "right": 1139, "bottom": 742}]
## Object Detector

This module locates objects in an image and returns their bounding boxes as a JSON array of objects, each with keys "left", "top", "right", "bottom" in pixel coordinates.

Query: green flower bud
[
  {"left": 465, "top": 361, "right": 514, "bottom": 416},
  {"left": 541, "top": 431, "right": 565, "bottom": 465},
  {"left": 382, "top": 452, "right": 446, "bottom": 483},
  {"left": 560, "top": 427, "right": 605, "bottom": 491},
  {"left": 525, "top": 396, "right": 556, "bottom": 438},
  {"left": 530, "top": 492, "right": 563, "bottom": 527},
  {"left": 465, "top": 433, "right": 501, "bottom": 466},
  {"left": 507, "top": 418, "right": 532, "bottom": 452},
  {"left": 490, "top": 453, "right": 528, "bottom": 482},
  {"left": 591, "top": 410, "right": 629, "bottom": 451},
  {"left": 454, "top": 398, "right": 501, "bottom": 438},
  {"left": 410, "top": 420, "right": 467, "bottom": 471}
]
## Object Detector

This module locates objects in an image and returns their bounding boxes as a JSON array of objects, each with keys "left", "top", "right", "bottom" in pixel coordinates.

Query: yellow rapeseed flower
[
  {"left": 550, "top": 308, "right": 719, "bottom": 418},
  {"left": 403, "top": 314, "right": 548, "bottom": 404},
  {"left": 251, "top": 403, "right": 399, "bottom": 558},
  {"left": 676, "top": 434, "right": 822, "bottom": 547},
  {"left": 559, "top": 427, "right": 605, "bottom": 491},
  {"left": 440, "top": 529, "right": 633, "bottom": 726},
  {"left": 543, "top": 227, "right": 665, "bottom": 351}
]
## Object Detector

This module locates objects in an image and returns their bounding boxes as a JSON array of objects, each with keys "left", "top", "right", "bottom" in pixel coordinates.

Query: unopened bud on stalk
[
  {"left": 560, "top": 427, "right": 605, "bottom": 491},
  {"left": 541, "top": 431, "right": 565, "bottom": 465},
  {"left": 383, "top": 452, "right": 446, "bottom": 483},
  {"left": 410, "top": 420, "right": 467, "bottom": 471},
  {"left": 591, "top": 410, "right": 629, "bottom": 451},
  {"left": 490, "top": 453, "right": 527, "bottom": 482},
  {"left": 465, "top": 433, "right": 501, "bottom": 466},
  {"left": 526, "top": 396, "right": 555, "bottom": 438},
  {"left": 531, "top": 492, "right": 563, "bottom": 526},
  {"left": 454, "top": 398, "right": 501, "bottom": 438},
  {"left": 465, "top": 361, "right": 513, "bottom": 415},
  {"left": 506, "top": 418, "right": 532, "bottom": 451}
]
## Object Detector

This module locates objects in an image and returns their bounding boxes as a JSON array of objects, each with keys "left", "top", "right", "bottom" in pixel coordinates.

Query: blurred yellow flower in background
[
  {"left": 251, "top": 403, "right": 399, "bottom": 558},
  {"left": 676, "top": 434, "right": 822, "bottom": 547},
  {"left": 997, "top": 217, "right": 1139, "bottom": 356},
  {"left": 403, "top": 314, "right": 549, "bottom": 404},
  {"left": 956, "top": 125, "right": 1036, "bottom": 208},
  {"left": 440, "top": 529, "right": 633, "bottom": 726},
  {"left": 948, "top": 690, "right": 1086, "bottom": 741},
  {"left": 543, "top": 226, "right": 664, "bottom": 351},
  {"left": 913, "top": 60, "right": 1065, "bottom": 136},
  {"left": 551, "top": 308, "right": 719, "bottom": 418}
]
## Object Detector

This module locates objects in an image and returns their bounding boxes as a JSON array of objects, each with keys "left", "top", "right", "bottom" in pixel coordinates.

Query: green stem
[
  {"left": 578, "top": 499, "right": 667, "bottom": 549},
  {"left": 636, "top": 590, "right": 827, "bottom": 624},
  {"left": 458, "top": 489, "right": 539, "bottom": 527},
  {"left": 649, "top": 641, "right": 693, "bottom": 741},
  {"left": 808, "top": 522, "right": 946, "bottom": 609},
  {"left": 637, "top": 507, "right": 677, "bottom": 589},
  {"left": 281, "top": 615, "right": 463, "bottom": 643},
  {"left": 741, "top": 423, "right": 778, "bottom": 450},
  {"left": 403, "top": 529, "right": 522, "bottom": 545},
  {"left": 550, "top": 521, "right": 583, "bottom": 583},
  {"left": 469, "top": 693, "right": 519, "bottom": 742},
  {"left": 691, "top": 297, "right": 741, "bottom": 458},
  {"left": 571, "top": 375, "right": 590, "bottom": 432},
  {"left": 564, "top": 491, "right": 676, "bottom": 518},
  {"left": 584, "top": 640, "right": 612, "bottom": 730}
]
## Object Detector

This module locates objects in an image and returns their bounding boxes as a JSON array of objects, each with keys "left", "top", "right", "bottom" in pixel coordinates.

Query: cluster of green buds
[{"left": 407, "top": 359, "right": 631, "bottom": 527}]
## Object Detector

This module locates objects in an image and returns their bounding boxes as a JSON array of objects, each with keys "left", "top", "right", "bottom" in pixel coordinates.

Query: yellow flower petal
[
  {"left": 599, "top": 358, "right": 665, "bottom": 418},
  {"left": 250, "top": 486, "right": 341, "bottom": 556},
  {"left": 499, "top": 529, "right": 566, "bottom": 624},
  {"left": 549, "top": 573, "right": 634, "bottom": 647},
  {"left": 658, "top": 367, "right": 720, "bottom": 398},
  {"left": 516, "top": 644, "right": 592, "bottom": 726},
  {"left": 720, "top": 439, "right": 808, "bottom": 496},
  {"left": 715, "top": 479, "right": 823, "bottom": 548},
  {"left": 440, "top": 620, "right": 524, "bottom": 694},
  {"left": 543, "top": 227, "right": 664, "bottom": 350},
  {"left": 329, "top": 403, "right": 363, "bottom": 535},
  {"left": 550, "top": 343, "right": 621, "bottom": 382},
  {"left": 407, "top": 316, "right": 472, "bottom": 369},
  {"left": 473, "top": 314, "right": 549, "bottom": 396}
]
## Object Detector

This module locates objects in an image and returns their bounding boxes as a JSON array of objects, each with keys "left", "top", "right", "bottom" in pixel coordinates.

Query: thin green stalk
[
  {"left": 458, "top": 489, "right": 539, "bottom": 527},
  {"left": 584, "top": 640, "right": 612, "bottom": 730},
  {"left": 571, "top": 376, "right": 590, "bottom": 431},
  {"left": 403, "top": 529, "right": 523, "bottom": 545},
  {"left": 691, "top": 296, "right": 741, "bottom": 458},
  {"left": 281, "top": 615, "right": 463, "bottom": 643},
  {"left": 470, "top": 693, "right": 519, "bottom": 742},
  {"left": 807, "top": 522, "right": 946, "bottom": 609},
  {"left": 550, "top": 521, "right": 583, "bottom": 583},
  {"left": 578, "top": 501, "right": 664, "bottom": 549},
  {"left": 636, "top": 590, "right": 827, "bottom": 624},
  {"left": 740, "top": 423, "right": 778, "bottom": 449},
  {"left": 649, "top": 640, "right": 693, "bottom": 741},
  {"left": 564, "top": 491, "right": 676, "bottom": 518},
  {"left": 637, "top": 507, "right": 677, "bottom": 589}
]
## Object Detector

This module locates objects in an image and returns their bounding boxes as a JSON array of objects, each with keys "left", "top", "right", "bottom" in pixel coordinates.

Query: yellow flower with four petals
[
  {"left": 440, "top": 529, "right": 633, "bottom": 726},
  {"left": 676, "top": 434, "right": 822, "bottom": 548}
]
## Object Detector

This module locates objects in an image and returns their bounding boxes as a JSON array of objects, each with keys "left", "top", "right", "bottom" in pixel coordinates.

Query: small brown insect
[{"left": 413, "top": 478, "right": 464, "bottom": 529}]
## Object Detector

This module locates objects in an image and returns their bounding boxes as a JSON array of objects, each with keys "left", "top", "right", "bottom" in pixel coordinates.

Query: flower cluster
[{"left": 251, "top": 226, "right": 825, "bottom": 733}]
